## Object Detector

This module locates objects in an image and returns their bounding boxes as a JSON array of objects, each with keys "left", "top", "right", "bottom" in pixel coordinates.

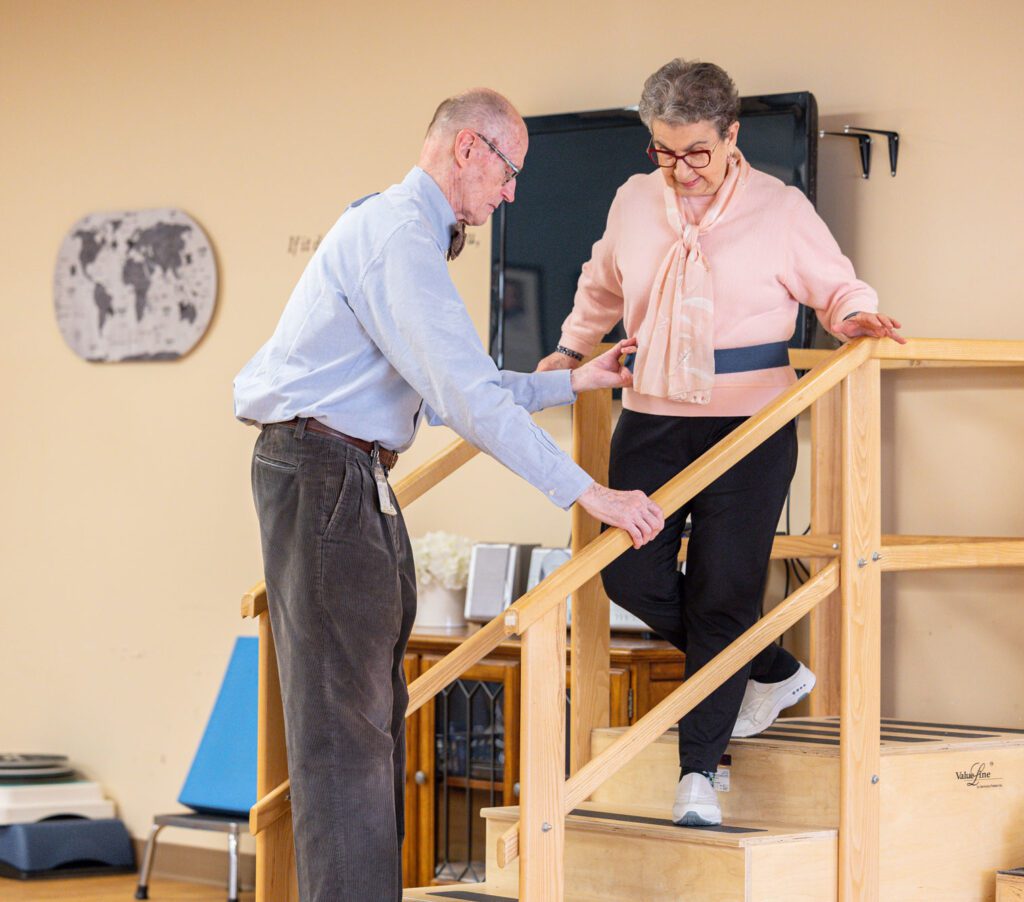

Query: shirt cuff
[
  {"left": 543, "top": 463, "right": 595, "bottom": 510},
  {"left": 540, "top": 368, "right": 577, "bottom": 406}
]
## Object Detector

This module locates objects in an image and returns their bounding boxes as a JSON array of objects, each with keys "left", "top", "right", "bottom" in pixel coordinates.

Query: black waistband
[{"left": 623, "top": 341, "right": 791, "bottom": 375}]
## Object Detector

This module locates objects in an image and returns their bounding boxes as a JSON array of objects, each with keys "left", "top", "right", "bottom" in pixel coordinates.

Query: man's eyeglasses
[
  {"left": 646, "top": 138, "right": 720, "bottom": 171},
  {"left": 474, "top": 131, "right": 521, "bottom": 185}
]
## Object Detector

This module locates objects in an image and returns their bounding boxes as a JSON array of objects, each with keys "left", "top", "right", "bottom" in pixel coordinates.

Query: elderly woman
[{"left": 538, "top": 58, "right": 903, "bottom": 826}]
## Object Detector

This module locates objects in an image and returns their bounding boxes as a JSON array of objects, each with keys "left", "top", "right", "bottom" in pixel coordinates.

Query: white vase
[{"left": 414, "top": 583, "right": 466, "bottom": 630}]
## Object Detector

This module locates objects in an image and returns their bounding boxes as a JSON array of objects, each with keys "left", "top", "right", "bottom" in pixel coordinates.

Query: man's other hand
[{"left": 576, "top": 482, "right": 664, "bottom": 549}]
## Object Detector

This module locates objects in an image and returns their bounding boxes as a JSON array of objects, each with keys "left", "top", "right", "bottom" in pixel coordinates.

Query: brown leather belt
[{"left": 278, "top": 418, "right": 399, "bottom": 470}]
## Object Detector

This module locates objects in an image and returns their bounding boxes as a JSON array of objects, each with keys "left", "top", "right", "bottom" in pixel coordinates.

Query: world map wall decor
[{"left": 54, "top": 209, "right": 217, "bottom": 362}]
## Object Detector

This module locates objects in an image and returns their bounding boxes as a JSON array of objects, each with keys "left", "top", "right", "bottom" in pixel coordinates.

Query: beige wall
[{"left": 2, "top": 0, "right": 1023, "bottom": 852}]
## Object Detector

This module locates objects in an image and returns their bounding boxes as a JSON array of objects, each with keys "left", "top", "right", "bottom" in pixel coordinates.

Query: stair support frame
[{"left": 839, "top": 358, "right": 882, "bottom": 902}]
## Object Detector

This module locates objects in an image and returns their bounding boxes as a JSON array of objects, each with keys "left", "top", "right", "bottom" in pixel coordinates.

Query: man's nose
[{"left": 501, "top": 178, "right": 517, "bottom": 203}]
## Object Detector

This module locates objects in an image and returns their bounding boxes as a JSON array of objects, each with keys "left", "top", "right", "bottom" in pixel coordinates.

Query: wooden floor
[{"left": 0, "top": 873, "right": 255, "bottom": 900}]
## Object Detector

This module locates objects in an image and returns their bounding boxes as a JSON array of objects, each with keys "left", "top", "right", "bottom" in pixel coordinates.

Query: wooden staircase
[
  {"left": 248, "top": 339, "right": 1024, "bottom": 902},
  {"left": 403, "top": 716, "right": 1024, "bottom": 901}
]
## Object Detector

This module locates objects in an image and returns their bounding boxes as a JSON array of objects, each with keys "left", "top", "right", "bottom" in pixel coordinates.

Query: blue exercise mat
[{"left": 177, "top": 637, "right": 258, "bottom": 816}]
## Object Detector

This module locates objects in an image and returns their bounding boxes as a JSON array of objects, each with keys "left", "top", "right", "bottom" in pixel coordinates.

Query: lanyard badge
[{"left": 372, "top": 445, "right": 397, "bottom": 516}]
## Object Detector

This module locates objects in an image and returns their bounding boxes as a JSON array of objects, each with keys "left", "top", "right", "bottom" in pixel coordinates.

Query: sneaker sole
[
  {"left": 673, "top": 810, "right": 721, "bottom": 827},
  {"left": 732, "top": 671, "right": 817, "bottom": 738}
]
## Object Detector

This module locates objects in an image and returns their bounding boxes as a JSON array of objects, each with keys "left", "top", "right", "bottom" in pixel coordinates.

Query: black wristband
[
  {"left": 842, "top": 310, "right": 862, "bottom": 321},
  {"left": 555, "top": 345, "right": 584, "bottom": 361}
]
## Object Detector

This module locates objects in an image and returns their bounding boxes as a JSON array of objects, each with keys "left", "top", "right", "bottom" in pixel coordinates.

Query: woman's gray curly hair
[{"left": 638, "top": 59, "right": 740, "bottom": 138}]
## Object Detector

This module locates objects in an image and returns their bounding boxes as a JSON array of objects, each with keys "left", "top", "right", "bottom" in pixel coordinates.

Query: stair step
[
  {"left": 481, "top": 801, "right": 836, "bottom": 902},
  {"left": 997, "top": 867, "right": 1024, "bottom": 901},
  {"left": 591, "top": 716, "right": 1024, "bottom": 901}
]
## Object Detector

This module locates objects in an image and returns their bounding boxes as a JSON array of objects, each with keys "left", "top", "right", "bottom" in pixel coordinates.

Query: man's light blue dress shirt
[{"left": 234, "top": 167, "right": 593, "bottom": 509}]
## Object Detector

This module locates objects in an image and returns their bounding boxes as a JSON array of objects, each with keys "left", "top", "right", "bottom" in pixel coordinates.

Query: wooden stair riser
[{"left": 483, "top": 808, "right": 836, "bottom": 902}]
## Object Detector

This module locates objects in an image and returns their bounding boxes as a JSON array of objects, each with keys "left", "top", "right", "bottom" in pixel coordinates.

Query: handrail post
[
  {"left": 518, "top": 603, "right": 567, "bottom": 901},
  {"left": 569, "top": 387, "right": 613, "bottom": 775},
  {"left": 809, "top": 382, "right": 843, "bottom": 715},
  {"left": 254, "top": 606, "right": 299, "bottom": 901},
  {"left": 839, "top": 357, "right": 882, "bottom": 902}
]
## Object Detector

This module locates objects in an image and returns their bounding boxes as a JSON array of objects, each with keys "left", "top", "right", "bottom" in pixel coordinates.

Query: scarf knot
[{"left": 632, "top": 151, "right": 749, "bottom": 404}]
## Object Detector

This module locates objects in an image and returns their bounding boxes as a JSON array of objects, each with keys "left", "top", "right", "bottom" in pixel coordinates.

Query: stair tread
[
  {"left": 592, "top": 716, "right": 1024, "bottom": 756},
  {"left": 481, "top": 800, "right": 834, "bottom": 848}
]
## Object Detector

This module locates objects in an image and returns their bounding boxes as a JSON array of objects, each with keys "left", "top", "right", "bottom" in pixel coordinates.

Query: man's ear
[{"left": 453, "top": 129, "right": 474, "bottom": 168}]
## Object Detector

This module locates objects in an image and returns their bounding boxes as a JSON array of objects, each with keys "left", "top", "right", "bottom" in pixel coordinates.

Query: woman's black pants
[{"left": 602, "top": 410, "right": 799, "bottom": 775}]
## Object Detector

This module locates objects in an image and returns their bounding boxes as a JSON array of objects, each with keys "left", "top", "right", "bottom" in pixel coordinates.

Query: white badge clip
[{"left": 372, "top": 445, "right": 397, "bottom": 516}]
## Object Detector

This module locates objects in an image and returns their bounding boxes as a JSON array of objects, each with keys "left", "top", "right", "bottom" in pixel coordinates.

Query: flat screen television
[{"left": 489, "top": 92, "right": 819, "bottom": 372}]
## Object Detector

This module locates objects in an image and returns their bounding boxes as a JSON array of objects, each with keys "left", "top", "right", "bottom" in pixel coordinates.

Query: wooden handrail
[
  {"left": 405, "top": 342, "right": 870, "bottom": 738},
  {"left": 250, "top": 775, "right": 291, "bottom": 835},
  {"left": 241, "top": 581, "right": 268, "bottom": 619},
  {"left": 248, "top": 335, "right": 1024, "bottom": 888},
  {"left": 502, "top": 339, "right": 873, "bottom": 638},
  {"left": 495, "top": 560, "right": 840, "bottom": 868},
  {"left": 406, "top": 616, "right": 508, "bottom": 716},
  {"left": 869, "top": 336, "right": 1024, "bottom": 364},
  {"left": 391, "top": 436, "right": 480, "bottom": 508},
  {"left": 250, "top": 341, "right": 865, "bottom": 833}
]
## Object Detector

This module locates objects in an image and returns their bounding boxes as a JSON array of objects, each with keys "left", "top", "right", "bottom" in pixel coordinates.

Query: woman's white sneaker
[
  {"left": 672, "top": 772, "right": 722, "bottom": 826},
  {"left": 732, "top": 662, "right": 816, "bottom": 738}
]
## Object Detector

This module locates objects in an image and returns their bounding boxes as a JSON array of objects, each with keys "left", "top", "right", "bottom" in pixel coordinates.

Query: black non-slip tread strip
[
  {"left": 427, "top": 893, "right": 516, "bottom": 902},
  {"left": 880, "top": 718, "right": 1024, "bottom": 735},
  {"left": 763, "top": 730, "right": 932, "bottom": 744},
  {"left": 997, "top": 867, "right": 1024, "bottom": 877},
  {"left": 568, "top": 808, "right": 765, "bottom": 833},
  {"left": 779, "top": 720, "right": 997, "bottom": 739},
  {"left": 820, "top": 716, "right": 1024, "bottom": 735},
  {"left": 662, "top": 720, "right": 1022, "bottom": 740},
  {"left": 741, "top": 731, "right": 936, "bottom": 746},
  {"left": 759, "top": 723, "right": 997, "bottom": 741}
]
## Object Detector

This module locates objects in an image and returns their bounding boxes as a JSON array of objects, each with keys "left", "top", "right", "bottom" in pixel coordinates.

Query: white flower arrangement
[{"left": 411, "top": 531, "right": 473, "bottom": 591}]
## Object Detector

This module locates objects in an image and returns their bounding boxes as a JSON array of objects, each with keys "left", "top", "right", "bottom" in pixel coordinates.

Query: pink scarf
[{"left": 632, "top": 149, "right": 750, "bottom": 404}]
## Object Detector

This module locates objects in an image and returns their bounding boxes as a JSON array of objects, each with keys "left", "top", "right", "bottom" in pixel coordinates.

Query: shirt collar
[{"left": 401, "top": 167, "right": 458, "bottom": 254}]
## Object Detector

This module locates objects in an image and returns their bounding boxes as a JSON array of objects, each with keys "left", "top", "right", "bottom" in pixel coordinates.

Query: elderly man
[{"left": 233, "top": 88, "right": 664, "bottom": 901}]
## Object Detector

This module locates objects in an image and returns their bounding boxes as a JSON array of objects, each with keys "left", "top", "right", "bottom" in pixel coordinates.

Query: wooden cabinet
[{"left": 401, "top": 628, "right": 684, "bottom": 887}]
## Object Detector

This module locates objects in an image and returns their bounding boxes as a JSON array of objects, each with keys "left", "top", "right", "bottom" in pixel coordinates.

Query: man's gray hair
[
  {"left": 638, "top": 59, "right": 740, "bottom": 138},
  {"left": 426, "top": 88, "right": 520, "bottom": 141}
]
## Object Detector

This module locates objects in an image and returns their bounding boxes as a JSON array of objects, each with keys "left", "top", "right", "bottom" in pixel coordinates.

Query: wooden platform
[
  {"left": 591, "top": 716, "right": 1024, "bottom": 901},
  {"left": 997, "top": 868, "right": 1024, "bottom": 902},
  {"left": 480, "top": 800, "right": 835, "bottom": 902}
]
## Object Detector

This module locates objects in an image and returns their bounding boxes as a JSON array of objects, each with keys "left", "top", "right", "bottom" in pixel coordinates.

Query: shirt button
[{"left": 548, "top": 489, "right": 556, "bottom": 496}]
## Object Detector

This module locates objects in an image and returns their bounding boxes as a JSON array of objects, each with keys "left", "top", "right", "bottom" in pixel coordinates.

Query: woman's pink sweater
[{"left": 559, "top": 168, "right": 878, "bottom": 417}]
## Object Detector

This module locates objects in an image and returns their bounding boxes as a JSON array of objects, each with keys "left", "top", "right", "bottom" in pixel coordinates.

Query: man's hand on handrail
[
  {"left": 576, "top": 481, "right": 664, "bottom": 549},
  {"left": 567, "top": 338, "right": 635, "bottom": 392}
]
